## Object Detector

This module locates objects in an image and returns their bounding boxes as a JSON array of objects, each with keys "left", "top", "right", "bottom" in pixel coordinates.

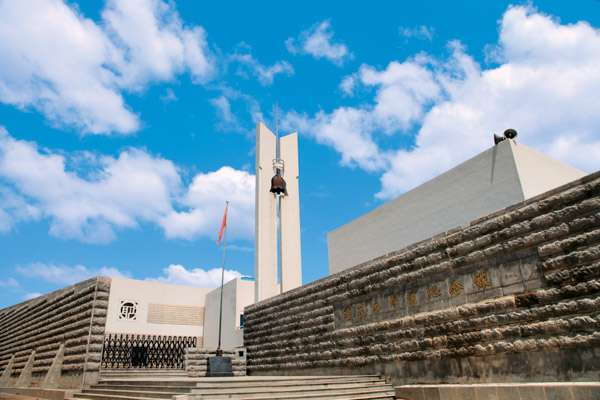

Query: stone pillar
[
  {"left": 0, "top": 355, "right": 15, "bottom": 387},
  {"left": 15, "top": 350, "right": 35, "bottom": 388},
  {"left": 255, "top": 122, "right": 278, "bottom": 302},
  {"left": 279, "top": 132, "right": 302, "bottom": 293},
  {"left": 42, "top": 344, "right": 65, "bottom": 389}
]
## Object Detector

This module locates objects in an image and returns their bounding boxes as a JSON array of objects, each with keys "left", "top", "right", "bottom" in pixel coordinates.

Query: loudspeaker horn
[{"left": 494, "top": 134, "right": 506, "bottom": 145}]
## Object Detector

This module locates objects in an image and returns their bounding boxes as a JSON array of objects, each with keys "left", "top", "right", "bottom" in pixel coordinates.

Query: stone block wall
[
  {"left": 244, "top": 172, "right": 600, "bottom": 385},
  {"left": 0, "top": 277, "right": 110, "bottom": 389},
  {"left": 184, "top": 348, "right": 246, "bottom": 376}
]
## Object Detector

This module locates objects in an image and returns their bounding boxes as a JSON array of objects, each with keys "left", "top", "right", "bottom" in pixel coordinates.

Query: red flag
[{"left": 217, "top": 204, "right": 228, "bottom": 245}]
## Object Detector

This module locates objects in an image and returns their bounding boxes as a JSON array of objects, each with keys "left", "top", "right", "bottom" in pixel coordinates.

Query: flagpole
[{"left": 217, "top": 201, "right": 228, "bottom": 357}]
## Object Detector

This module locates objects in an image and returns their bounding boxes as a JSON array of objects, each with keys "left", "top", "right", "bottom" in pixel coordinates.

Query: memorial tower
[{"left": 254, "top": 122, "right": 302, "bottom": 302}]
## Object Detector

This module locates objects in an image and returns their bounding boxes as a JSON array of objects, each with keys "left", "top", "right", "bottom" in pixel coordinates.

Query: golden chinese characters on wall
[{"left": 339, "top": 269, "right": 494, "bottom": 324}]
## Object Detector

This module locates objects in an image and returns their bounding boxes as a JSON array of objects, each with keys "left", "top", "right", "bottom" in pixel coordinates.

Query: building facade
[{"left": 0, "top": 276, "right": 253, "bottom": 389}]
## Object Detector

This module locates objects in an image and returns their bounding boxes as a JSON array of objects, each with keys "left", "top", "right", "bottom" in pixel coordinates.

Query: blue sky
[{"left": 1, "top": 0, "right": 599, "bottom": 308}]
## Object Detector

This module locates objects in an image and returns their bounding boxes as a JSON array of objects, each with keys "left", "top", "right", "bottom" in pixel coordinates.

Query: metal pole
[
  {"left": 217, "top": 201, "right": 228, "bottom": 357},
  {"left": 275, "top": 101, "right": 280, "bottom": 160}
]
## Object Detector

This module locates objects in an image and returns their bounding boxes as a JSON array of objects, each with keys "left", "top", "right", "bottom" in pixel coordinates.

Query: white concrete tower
[{"left": 255, "top": 122, "right": 302, "bottom": 302}]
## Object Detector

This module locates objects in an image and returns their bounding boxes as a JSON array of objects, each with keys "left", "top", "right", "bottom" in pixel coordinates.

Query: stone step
[
  {"left": 190, "top": 386, "right": 394, "bottom": 399},
  {"left": 189, "top": 377, "right": 386, "bottom": 387},
  {"left": 394, "top": 382, "right": 600, "bottom": 400},
  {"left": 98, "top": 380, "right": 198, "bottom": 387},
  {"left": 73, "top": 390, "right": 395, "bottom": 400},
  {"left": 187, "top": 371, "right": 247, "bottom": 377},
  {"left": 73, "top": 375, "right": 394, "bottom": 400},
  {"left": 80, "top": 389, "right": 188, "bottom": 399},
  {"left": 101, "top": 369, "right": 188, "bottom": 374},
  {"left": 96, "top": 380, "right": 388, "bottom": 393},
  {"left": 73, "top": 394, "right": 164, "bottom": 400},
  {"left": 96, "top": 384, "right": 197, "bottom": 391},
  {"left": 101, "top": 373, "right": 189, "bottom": 378},
  {"left": 181, "top": 387, "right": 396, "bottom": 400},
  {"left": 97, "top": 375, "right": 384, "bottom": 387},
  {"left": 101, "top": 374, "right": 191, "bottom": 378},
  {"left": 185, "top": 363, "right": 246, "bottom": 369},
  {"left": 78, "top": 385, "right": 394, "bottom": 400},
  {"left": 100, "top": 373, "right": 190, "bottom": 378}
]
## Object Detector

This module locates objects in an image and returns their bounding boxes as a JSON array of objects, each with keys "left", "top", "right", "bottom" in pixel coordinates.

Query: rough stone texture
[
  {"left": 14, "top": 352, "right": 35, "bottom": 388},
  {"left": 244, "top": 172, "right": 600, "bottom": 385},
  {"left": 0, "top": 277, "right": 111, "bottom": 389},
  {"left": 42, "top": 344, "right": 64, "bottom": 389},
  {"left": 184, "top": 348, "right": 246, "bottom": 376},
  {"left": 0, "top": 356, "right": 14, "bottom": 387}
]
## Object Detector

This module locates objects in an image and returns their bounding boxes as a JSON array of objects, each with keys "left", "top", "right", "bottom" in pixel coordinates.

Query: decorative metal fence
[{"left": 101, "top": 334, "right": 197, "bottom": 369}]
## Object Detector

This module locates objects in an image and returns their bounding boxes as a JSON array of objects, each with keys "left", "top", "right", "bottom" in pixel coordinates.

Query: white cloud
[
  {"left": 102, "top": 0, "right": 215, "bottom": 86},
  {"left": 0, "top": 278, "right": 19, "bottom": 287},
  {"left": 0, "top": 0, "right": 215, "bottom": 135},
  {"left": 0, "top": 0, "right": 138, "bottom": 134},
  {"left": 0, "top": 127, "right": 255, "bottom": 242},
  {"left": 228, "top": 244, "right": 253, "bottom": 252},
  {"left": 210, "top": 95, "right": 243, "bottom": 133},
  {"left": 284, "top": 6, "right": 600, "bottom": 200},
  {"left": 282, "top": 57, "right": 441, "bottom": 172},
  {"left": 283, "top": 108, "right": 386, "bottom": 172},
  {"left": 399, "top": 25, "right": 435, "bottom": 41},
  {"left": 339, "top": 74, "right": 357, "bottom": 96},
  {"left": 0, "top": 186, "right": 41, "bottom": 233},
  {"left": 229, "top": 44, "right": 294, "bottom": 86},
  {"left": 360, "top": 58, "right": 442, "bottom": 132},
  {"left": 0, "top": 127, "right": 180, "bottom": 242},
  {"left": 286, "top": 20, "right": 353, "bottom": 66},
  {"left": 211, "top": 87, "right": 265, "bottom": 132},
  {"left": 380, "top": 7, "right": 600, "bottom": 198},
  {"left": 23, "top": 293, "right": 42, "bottom": 301},
  {"left": 160, "top": 166, "right": 255, "bottom": 241},
  {"left": 16, "top": 262, "right": 131, "bottom": 286},
  {"left": 146, "top": 264, "right": 242, "bottom": 288},
  {"left": 160, "top": 88, "right": 178, "bottom": 103}
]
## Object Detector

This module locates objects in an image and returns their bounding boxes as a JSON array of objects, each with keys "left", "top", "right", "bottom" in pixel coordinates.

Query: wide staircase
[{"left": 70, "top": 369, "right": 395, "bottom": 400}]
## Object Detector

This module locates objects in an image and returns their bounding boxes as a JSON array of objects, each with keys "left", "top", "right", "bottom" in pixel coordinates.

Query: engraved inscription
[
  {"left": 343, "top": 306, "right": 352, "bottom": 321},
  {"left": 474, "top": 270, "right": 492, "bottom": 290},
  {"left": 449, "top": 280, "right": 464, "bottom": 296},
  {"left": 372, "top": 299, "right": 382, "bottom": 313},
  {"left": 357, "top": 303, "right": 366, "bottom": 317},
  {"left": 407, "top": 290, "right": 417, "bottom": 306},
  {"left": 426, "top": 285, "right": 441, "bottom": 302}
]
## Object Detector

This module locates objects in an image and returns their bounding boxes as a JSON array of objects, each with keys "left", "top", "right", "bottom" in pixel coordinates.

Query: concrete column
[
  {"left": 0, "top": 355, "right": 15, "bottom": 387},
  {"left": 42, "top": 343, "right": 65, "bottom": 389},
  {"left": 15, "top": 350, "right": 35, "bottom": 388},
  {"left": 255, "top": 123, "right": 278, "bottom": 302},
  {"left": 279, "top": 132, "right": 302, "bottom": 292}
]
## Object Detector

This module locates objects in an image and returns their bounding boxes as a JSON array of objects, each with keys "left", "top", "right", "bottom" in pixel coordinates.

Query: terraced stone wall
[
  {"left": 0, "top": 277, "right": 110, "bottom": 389},
  {"left": 244, "top": 172, "right": 600, "bottom": 385}
]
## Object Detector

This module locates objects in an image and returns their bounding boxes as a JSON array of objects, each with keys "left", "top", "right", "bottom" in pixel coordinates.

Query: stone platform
[
  {"left": 395, "top": 382, "right": 600, "bottom": 400},
  {"left": 71, "top": 370, "right": 395, "bottom": 400},
  {"left": 0, "top": 387, "right": 77, "bottom": 400}
]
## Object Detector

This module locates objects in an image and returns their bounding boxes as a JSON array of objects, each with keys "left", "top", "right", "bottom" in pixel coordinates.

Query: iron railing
[{"left": 101, "top": 334, "right": 197, "bottom": 369}]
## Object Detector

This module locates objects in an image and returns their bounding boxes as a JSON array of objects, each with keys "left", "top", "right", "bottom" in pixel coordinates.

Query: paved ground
[{"left": 0, "top": 394, "right": 41, "bottom": 400}]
